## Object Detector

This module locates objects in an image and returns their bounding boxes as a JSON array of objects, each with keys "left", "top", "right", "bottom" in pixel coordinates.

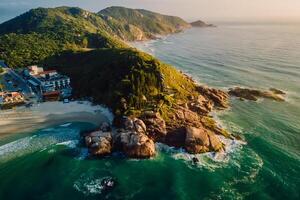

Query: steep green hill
[
  {"left": 0, "top": 6, "right": 197, "bottom": 117},
  {"left": 0, "top": 6, "right": 193, "bottom": 68},
  {"left": 99, "top": 6, "right": 191, "bottom": 40},
  {"left": 0, "top": 7, "right": 106, "bottom": 40},
  {"left": 0, "top": 7, "right": 129, "bottom": 68},
  {"left": 0, "top": 6, "right": 190, "bottom": 43},
  {"left": 43, "top": 48, "right": 197, "bottom": 118}
]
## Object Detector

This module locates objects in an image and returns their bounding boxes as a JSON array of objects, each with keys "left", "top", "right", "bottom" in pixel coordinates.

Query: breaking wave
[{"left": 0, "top": 126, "right": 80, "bottom": 163}]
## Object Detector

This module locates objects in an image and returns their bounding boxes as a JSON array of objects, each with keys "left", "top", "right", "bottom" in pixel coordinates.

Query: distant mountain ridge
[
  {"left": 99, "top": 6, "right": 191, "bottom": 40},
  {"left": 0, "top": 6, "right": 191, "bottom": 42}
]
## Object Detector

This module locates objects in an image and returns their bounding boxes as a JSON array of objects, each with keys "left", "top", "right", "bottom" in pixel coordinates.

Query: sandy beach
[{"left": 0, "top": 101, "right": 113, "bottom": 136}]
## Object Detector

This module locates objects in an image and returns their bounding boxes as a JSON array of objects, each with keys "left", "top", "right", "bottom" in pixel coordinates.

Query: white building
[{"left": 26, "top": 66, "right": 72, "bottom": 99}]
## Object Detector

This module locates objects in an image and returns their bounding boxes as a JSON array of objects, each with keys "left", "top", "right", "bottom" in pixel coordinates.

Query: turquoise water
[{"left": 1, "top": 24, "right": 300, "bottom": 199}]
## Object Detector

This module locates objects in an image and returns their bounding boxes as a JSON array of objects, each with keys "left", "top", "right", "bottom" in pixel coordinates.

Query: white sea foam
[
  {"left": 74, "top": 178, "right": 104, "bottom": 195},
  {"left": 156, "top": 135, "right": 246, "bottom": 171},
  {"left": 74, "top": 174, "right": 114, "bottom": 195},
  {"left": 60, "top": 123, "right": 72, "bottom": 127},
  {"left": 56, "top": 140, "right": 79, "bottom": 148},
  {"left": 0, "top": 127, "right": 80, "bottom": 162}
]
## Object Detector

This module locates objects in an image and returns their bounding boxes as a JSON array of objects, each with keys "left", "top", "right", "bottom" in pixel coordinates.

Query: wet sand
[{"left": 0, "top": 101, "right": 113, "bottom": 136}]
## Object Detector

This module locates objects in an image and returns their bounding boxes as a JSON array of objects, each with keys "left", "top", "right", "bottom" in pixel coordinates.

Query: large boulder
[
  {"left": 133, "top": 118, "right": 147, "bottom": 134},
  {"left": 119, "top": 131, "right": 156, "bottom": 158},
  {"left": 171, "top": 105, "right": 202, "bottom": 127},
  {"left": 185, "top": 126, "right": 223, "bottom": 153},
  {"left": 122, "top": 117, "right": 147, "bottom": 134},
  {"left": 166, "top": 105, "right": 203, "bottom": 147},
  {"left": 208, "top": 133, "right": 223, "bottom": 151},
  {"left": 185, "top": 126, "right": 210, "bottom": 153},
  {"left": 85, "top": 131, "right": 113, "bottom": 156},
  {"left": 197, "top": 86, "right": 229, "bottom": 108},
  {"left": 114, "top": 117, "right": 156, "bottom": 158},
  {"left": 141, "top": 111, "right": 167, "bottom": 142},
  {"left": 188, "top": 95, "right": 213, "bottom": 115}
]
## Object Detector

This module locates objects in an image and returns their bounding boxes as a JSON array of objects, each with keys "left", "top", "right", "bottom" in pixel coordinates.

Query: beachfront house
[
  {"left": 25, "top": 66, "right": 72, "bottom": 101},
  {"left": 0, "top": 91, "right": 25, "bottom": 109}
]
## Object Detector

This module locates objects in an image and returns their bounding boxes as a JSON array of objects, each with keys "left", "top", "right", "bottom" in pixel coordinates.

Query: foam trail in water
[
  {"left": 74, "top": 178, "right": 105, "bottom": 195},
  {"left": 56, "top": 140, "right": 79, "bottom": 148},
  {"left": 156, "top": 135, "right": 246, "bottom": 171},
  {"left": 0, "top": 127, "right": 80, "bottom": 162},
  {"left": 60, "top": 123, "right": 72, "bottom": 127}
]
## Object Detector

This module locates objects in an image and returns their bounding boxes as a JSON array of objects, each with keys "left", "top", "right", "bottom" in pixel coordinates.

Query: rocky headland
[
  {"left": 83, "top": 83, "right": 231, "bottom": 158},
  {"left": 83, "top": 84, "right": 287, "bottom": 159},
  {"left": 228, "top": 87, "right": 286, "bottom": 101}
]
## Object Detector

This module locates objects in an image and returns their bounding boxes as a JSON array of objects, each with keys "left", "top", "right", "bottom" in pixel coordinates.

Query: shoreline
[{"left": 0, "top": 101, "right": 113, "bottom": 136}]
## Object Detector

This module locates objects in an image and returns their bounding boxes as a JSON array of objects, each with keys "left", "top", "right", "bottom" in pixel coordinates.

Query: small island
[{"left": 190, "top": 20, "right": 216, "bottom": 28}]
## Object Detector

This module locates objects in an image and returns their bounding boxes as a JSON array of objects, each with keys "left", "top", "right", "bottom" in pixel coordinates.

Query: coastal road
[{"left": 0, "top": 60, "right": 36, "bottom": 99}]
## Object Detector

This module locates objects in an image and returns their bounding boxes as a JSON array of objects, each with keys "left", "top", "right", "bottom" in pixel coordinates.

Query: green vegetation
[
  {"left": 0, "top": 33, "right": 62, "bottom": 68},
  {"left": 43, "top": 48, "right": 197, "bottom": 117},
  {"left": 99, "top": 6, "right": 190, "bottom": 38},
  {"left": 0, "top": 6, "right": 190, "bottom": 43},
  {"left": 0, "top": 6, "right": 190, "bottom": 68},
  {"left": 0, "top": 6, "right": 198, "bottom": 119}
]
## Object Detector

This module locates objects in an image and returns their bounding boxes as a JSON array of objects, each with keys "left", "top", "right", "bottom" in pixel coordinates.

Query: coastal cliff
[
  {"left": 0, "top": 6, "right": 231, "bottom": 158},
  {"left": 43, "top": 48, "right": 231, "bottom": 157}
]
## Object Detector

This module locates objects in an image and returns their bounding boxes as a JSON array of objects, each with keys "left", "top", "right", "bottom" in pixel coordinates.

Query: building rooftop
[
  {"left": 35, "top": 73, "right": 70, "bottom": 82},
  {"left": 37, "top": 70, "right": 57, "bottom": 75}
]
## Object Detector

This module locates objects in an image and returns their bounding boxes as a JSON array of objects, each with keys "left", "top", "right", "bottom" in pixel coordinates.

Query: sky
[{"left": 1, "top": 0, "right": 300, "bottom": 23}]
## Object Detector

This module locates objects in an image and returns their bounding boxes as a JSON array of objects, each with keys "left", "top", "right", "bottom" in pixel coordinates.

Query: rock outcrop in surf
[
  {"left": 228, "top": 87, "right": 286, "bottom": 101},
  {"left": 83, "top": 84, "right": 230, "bottom": 158}
]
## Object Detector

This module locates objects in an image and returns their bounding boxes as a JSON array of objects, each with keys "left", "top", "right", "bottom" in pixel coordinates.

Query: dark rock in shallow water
[
  {"left": 192, "top": 157, "right": 199, "bottom": 164},
  {"left": 85, "top": 131, "right": 113, "bottom": 156},
  {"left": 228, "top": 87, "right": 285, "bottom": 102},
  {"left": 101, "top": 177, "right": 116, "bottom": 191}
]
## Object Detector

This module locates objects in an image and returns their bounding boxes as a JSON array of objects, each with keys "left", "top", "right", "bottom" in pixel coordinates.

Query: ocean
[{"left": 0, "top": 24, "right": 300, "bottom": 199}]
